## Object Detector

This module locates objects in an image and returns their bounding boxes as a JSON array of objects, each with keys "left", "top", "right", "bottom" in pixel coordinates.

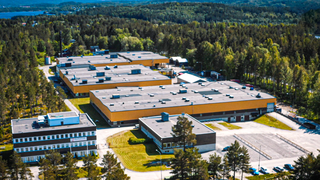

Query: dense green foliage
[{"left": 79, "top": 2, "right": 300, "bottom": 25}]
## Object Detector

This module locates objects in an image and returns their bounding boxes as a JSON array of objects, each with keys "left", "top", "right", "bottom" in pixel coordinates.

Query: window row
[
  {"left": 14, "top": 131, "right": 96, "bottom": 143},
  {"left": 15, "top": 141, "right": 96, "bottom": 153}
]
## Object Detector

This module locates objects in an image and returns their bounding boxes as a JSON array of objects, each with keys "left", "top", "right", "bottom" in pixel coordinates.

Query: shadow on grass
[
  {"left": 143, "top": 158, "right": 172, "bottom": 168},
  {"left": 129, "top": 130, "right": 165, "bottom": 156},
  {"left": 79, "top": 104, "right": 110, "bottom": 128},
  {"left": 130, "top": 130, "right": 149, "bottom": 139}
]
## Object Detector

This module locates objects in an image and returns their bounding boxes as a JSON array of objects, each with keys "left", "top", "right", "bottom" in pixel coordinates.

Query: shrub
[{"left": 128, "top": 137, "right": 152, "bottom": 144}]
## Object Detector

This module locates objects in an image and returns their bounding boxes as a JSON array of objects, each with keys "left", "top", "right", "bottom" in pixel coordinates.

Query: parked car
[
  {"left": 274, "top": 166, "right": 284, "bottom": 172},
  {"left": 246, "top": 84, "right": 254, "bottom": 87},
  {"left": 260, "top": 167, "right": 270, "bottom": 174},
  {"left": 249, "top": 168, "right": 259, "bottom": 175},
  {"left": 222, "top": 146, "right": 230, "bottom": 151},
  {"left": 284, "top": 164, "right": 294, "bottom": 170}
]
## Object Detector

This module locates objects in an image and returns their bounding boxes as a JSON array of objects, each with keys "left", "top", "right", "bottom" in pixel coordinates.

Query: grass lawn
[
  {"left": 0, "top": 144, "right": 13, "bottom": 152},
  {"left": 254, "top": 115, "right": 293, "bottom": 130},
  {"left": 68, "top": 98, "right": 110, "bottom": 128},
  {"left": 205, "top": 124, "right": 221, "bottom": 131},
  {"left": 246, "top": 172, "right": 290, "bottom": 180},
  {"left": 218, "top": 122, "right": 242, "bottom": 130},
  {"left": 107, "top": 130, "right": 174, "bottom": 172}
]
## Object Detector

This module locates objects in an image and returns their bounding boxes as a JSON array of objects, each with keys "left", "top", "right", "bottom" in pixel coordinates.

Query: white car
[{"left": 260, "top": 167, "right": 270, "bottom": 174}]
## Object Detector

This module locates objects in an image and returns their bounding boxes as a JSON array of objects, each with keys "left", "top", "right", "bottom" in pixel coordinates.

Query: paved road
[{"left": 38, "top": 62, "right": 56, "bottom": 82}]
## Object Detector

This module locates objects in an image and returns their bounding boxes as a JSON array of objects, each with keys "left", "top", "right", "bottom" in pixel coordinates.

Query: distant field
[
  {"left": 218, "top": 122, "right": 242, "bottom": 130},
  {"left": 205, "top": 123, "right": 221, "bottom": 131},
  {"left": 254, "top": 115, "right": 293, "bottom": 130}
]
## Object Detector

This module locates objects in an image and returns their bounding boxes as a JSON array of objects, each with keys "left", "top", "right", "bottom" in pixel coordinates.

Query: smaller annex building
[
  {"left": 139, "top": 113, "right": 216, "bottom": 154},
  {"left": 60, "top": 64, "right": 172, "bottom": 97},
  {"left": 11, "top": 112, "right": 97, "bottom": 163},
  {"left": 56, "top": 51, "right": 169, "bottom": 71}
]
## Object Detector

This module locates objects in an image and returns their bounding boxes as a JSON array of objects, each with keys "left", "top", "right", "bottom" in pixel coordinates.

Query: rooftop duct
[
  {"left": 112, "top": 94, "right": 120, "bottom": 99},
  {"left": 161, "top": 112, "right": 169, "bottom": 122}
]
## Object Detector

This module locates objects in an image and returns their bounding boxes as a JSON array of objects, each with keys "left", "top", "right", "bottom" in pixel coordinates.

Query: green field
[
  {"left": 107, "top": 130, "right": 174, "bottom": 172},
  {"left": 218, "top": 122, "right": 242, "bottom": 130},
  {"left": 68, "top": 98, "right": 110, "bottom": 128},
  {"left": 205, "top": 124, "right": 221, "bottom": 131},
  {"left": 254, "top": 115, "right": 293, "bottom": 130}
]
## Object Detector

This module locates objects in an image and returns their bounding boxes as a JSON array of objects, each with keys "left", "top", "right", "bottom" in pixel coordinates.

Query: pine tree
[
  {"left": 0, "top": 157, "right": 8, "bottom": 180},
  {"left": 63, "top": 152, "right": 78, "bottom": 180},
  {"left": 83, "top": 154, "right": 100, "bottom": 180},
  {"left": 101, "top": 151, "right": 130, "bottom": 180},
  {"left": 171, "top": 115, "right": 196, "bottom": 152},
  {"left": 208, "top": 152, "right": 222, "bottom": 178}
]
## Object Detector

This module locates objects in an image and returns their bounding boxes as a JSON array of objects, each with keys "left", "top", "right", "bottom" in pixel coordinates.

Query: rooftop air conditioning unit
[
  {"left": 67, "top": 58, "right": 73, "bottom": 61},
  {"left": 229, "top": 95, "right": 234, "bottom": 98},
  {"left": 105, "top": 77, "right": 111, "bottom": 81},
  {"left": 82, "top": 80, "right": 87, "bottom": 84},
  {"left": 135, "top": 101, "right": 139, "bottom": 104},
  {"left": 185, "top": 99, "right": 190, "bottom": 102},
  {"left": 65, "top": 71, "right": 68, "bottom": 75},
  {"left": 179, "top": 89, "right": 187, "bottom": 93},
  {"left": 105, "top": 66, "right": 110, "bottom": 70},
  {"left": 98, "top": 78, "right": 104, "bottom": 83},
  {"left": 256, "top": 93, "right": 261, "bottom": 98},
  {"left": 161, "top": 101, "right": 166, "bottom": 104},
  {"left": 150, "top": 94, "right": 154, "bottom": 97},
  {"left": 112, "top": 94, "right": 120, "bottom": 99},
  {"left": 114, "top": 65, "right": 118, "bottom": 68},
  {"left": 182, "top": 97, "right": 186, "bottom": 100},
  {"left": 208, "top": 97, "right": 213, "bottom": 100},
  {"left": 110, "top": 103, "right": 114, "bottom": 106}
]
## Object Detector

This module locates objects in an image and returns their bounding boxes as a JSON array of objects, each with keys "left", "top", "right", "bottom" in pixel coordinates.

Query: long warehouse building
[
  {"left": 60, "top": 64, "right": 172, "bottom": 97},
  {"left": 90, "top": 81, "right": 277, "bottom": 127},
  {"left": 56, "top": 51, "right": 169, "bottom": 70}
]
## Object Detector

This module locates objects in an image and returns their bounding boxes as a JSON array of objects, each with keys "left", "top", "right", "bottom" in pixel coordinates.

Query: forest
[
  {"left": 78, "top": 2, "right": 300, "bottom": 25},
  {"left": 1, "top": 1, "right": 320, "bottom": 153}
]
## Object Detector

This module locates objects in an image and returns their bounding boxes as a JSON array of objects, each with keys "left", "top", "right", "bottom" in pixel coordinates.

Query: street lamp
[{"left": 156, "top": 149, "right": 162, "bottom": 180}]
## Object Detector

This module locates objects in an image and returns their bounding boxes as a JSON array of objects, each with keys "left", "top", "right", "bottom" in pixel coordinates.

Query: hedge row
[{"left": 128, "top": 137, "right": 152, "bottom": 144}]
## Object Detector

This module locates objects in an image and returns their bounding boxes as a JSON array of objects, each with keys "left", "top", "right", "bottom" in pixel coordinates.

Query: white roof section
[
  {"left": 170, "top": 56, "right": 188, "bottom": 63},
  {"left": 178, "top": 73, "right": 207, "bottom": 83}
]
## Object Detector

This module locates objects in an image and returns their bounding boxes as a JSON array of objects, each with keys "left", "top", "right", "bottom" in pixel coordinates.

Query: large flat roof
[
  {"left": 57, "top": 54, "right": 129, "bottom": 66},
  {"left": 140, "top": 114, "right": 215, "bottom": 138},
  {"left": 11, "top": 113, "right": 96, "bottom": 134},
  {"left": 57, "top": 51, "right": 168, "bottom": 66},
  {"left": 118, "top": 51, "right": 168, "bottom": 61},
  {"left": 60, "top": 64, "right": 170, "bottom": 86},
  {"left": 90, "top": 81, "right": 276, "bottom": 112}
]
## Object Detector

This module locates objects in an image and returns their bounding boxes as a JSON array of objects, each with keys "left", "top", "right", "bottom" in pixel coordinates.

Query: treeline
[
  {"left": 6, "top": 13, "right": 320, "bottom": 120},
  {"left": 78, "top": 2, "right": 300, "bottom": 25},
  {"left": 0, "top": 150, "right": 130, "bottom": 180},
  {"left": 0, "top": 17, "right": 68, "bottom": 145}
]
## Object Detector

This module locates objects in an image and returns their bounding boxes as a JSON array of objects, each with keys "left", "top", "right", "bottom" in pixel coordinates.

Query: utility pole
[{"left": 156, "top": 149, "right": 162, "bottom": 180}]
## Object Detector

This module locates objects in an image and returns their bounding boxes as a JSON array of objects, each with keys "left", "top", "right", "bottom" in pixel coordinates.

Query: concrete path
[
  {"left": 64, "top": 99, "right": 80, "bottom": 114},
  {"left": 38, "top": 62, "right": 56, "bottom": 82}
]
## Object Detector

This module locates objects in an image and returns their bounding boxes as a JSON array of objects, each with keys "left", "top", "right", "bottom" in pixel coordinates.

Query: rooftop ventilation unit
[
  {"left": 67, "top": 58, "right": 73, "bottom": 61},
  {"left": 194, "top": 90, "right": 198, "bottom": 93},
  {"left": 161, "top": 101, "right": 166, "bottom": 104},
  {"left": 229, "top": 95, "right": 234, "bottom": 98},
  {"left": 110, "top": 103, "right": 114, "bottom": 106},
  {"left": 182, "top": 97, "right": 187, "bottom": 100},
  {"left": 198, "top": 82, "right": 203, "bottom": 85},
  {"left": 135, "top": 101, "right": 139, "bottom": 104},
  {"left": 179, "top": 89, "right": 187, "bottom": 94},
  {"left": 105, "top": 77, "right": 111, "bottom": 81},
  {"left": 242, "top": 86, "right": 246, "bottom": 89},
  {"left": 150, "top": 94, "right": 154, "bottom": 97},
  {"left": 208, "top": 97, "right": 213, "bottom": 100},
  {"left": 172, "top": 92, "right": 177, "bottom": 95},
  {"left": 112, "top": 94, "right": 120, "bottom": 99},
  {"left": 96, "top": 72, "right": 105, "bottom": 77},
  {"left": 114, "top": 65, "right": 118, "bottom": 68},
  {"left": 102, "top": 97, "right": 106, "bottom": 99},
  {"left": 110, "top": 59, "right": 113, "bottom": 61},
  {"left": 65, "top": 71, "right": 68, "bottom": 75},
  {"left": 82, "top": 80, "right": 87, "bottom": 84},
  {"left": 132, "top": 54, "right": 135, "bottom": 56},
  {"left": 88, "top": 61, "right": 90, "bottom": 63},
  {"left": 256, "top": 93, "right": 261, "bottom": 98},
  {"left": 226, "top": 94, "right": 230, "bottom": 96},
  {"left": 138, "top": 56, "right": 141, "bottom": 58},
  {"left": 89, "top": 65, "right": 96, "bottom": 70},
  {"left": 161, "top": 112, "right": 169, "bottom": 121},
  {"left": 105, "top": 66, "right": 110, "bottom": 70},
  {"left": 139, "top": 87, "right": 143, "bottom": 89},
  {"left": 229, "top": 86, "right": 233, "bottom": 89},
  {"left": 185, "top": 99, "right": 190, "bottom": 102},
  {"left": 131, "top": 69, "right": 141, "bottom": 74},
  {"left": 98, "top": 78, "right": 104, "bottom": 83},
  {"left": 110, "top": 54, "right": 118, "bottom": 58},
  {"left": 105, "top": 56, "right": 108, "bottom": 59},
  {"left": 153, "top": 104, "right": 156, "bottom": 107}
]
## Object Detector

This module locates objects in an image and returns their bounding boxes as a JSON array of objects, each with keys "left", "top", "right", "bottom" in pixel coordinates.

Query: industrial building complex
[
  {"left": 56, "top": 51, "right": 169, "bottom": 69},
  {"left": 139, "top": 113, "right": 216, "bottom": 154},
  {"left": 90, "top": 81, "right": 276, "bottom": 126},
  {"left": 11, "top": 112, "right": 97, "bottom": 163},
  {"left": 59, "top": 64, "right": 172, "bottom": 97}
]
